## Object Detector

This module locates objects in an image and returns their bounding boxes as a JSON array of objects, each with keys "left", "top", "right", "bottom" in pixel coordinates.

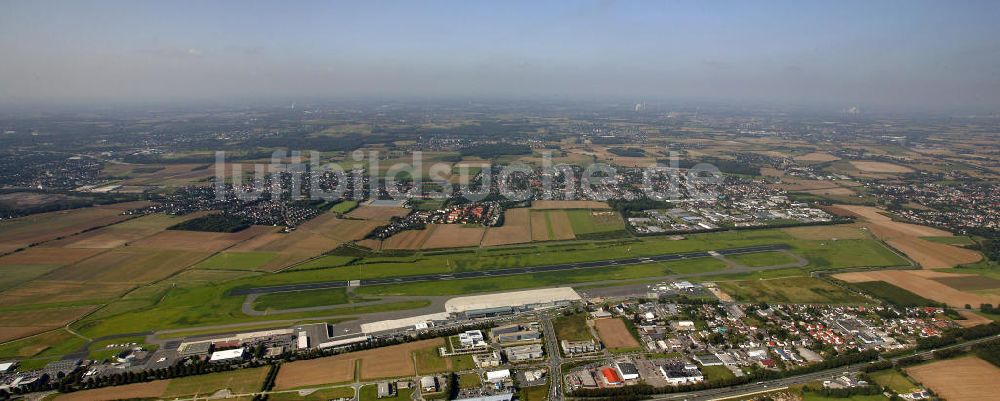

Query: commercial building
[
  {"left": 504, "top": 344, "right": 544, "bottom": 361},
  {"left": 473, "top": 351, "right": 501, "bottom": 368},
  {"left": 659, "top": 362, "right": 703, "bottom": 385},
  {"left": 615, "top": 361, "right": 640, "bottom": 381},
  {"left": 208, "top": 348, "right": 246, "bottom": 363},
  {"left": 445, "top": 288, "right": 582, "bottom": 319},
  {"left": 561, "top": 339, "right": 598, "bottom": 355},
  {"left": 420, "top": 376, "right": 438, "bottom": 392},
  {"left": 458, "top": 330, "right": 487, "bottom": 348},
  {"left": 377, "top": 382, "right": 395, "bottom": 398},
  {"left": 600, "top": 367, "right": 623, "bottom": 386},
  {"left": 486, "top": 369, "right": 511, "bottom": 383}
]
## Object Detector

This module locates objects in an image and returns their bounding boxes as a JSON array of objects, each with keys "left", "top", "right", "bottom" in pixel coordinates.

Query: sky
[{"left": 1, "top": 0, "right": 999, "bottom": 112}]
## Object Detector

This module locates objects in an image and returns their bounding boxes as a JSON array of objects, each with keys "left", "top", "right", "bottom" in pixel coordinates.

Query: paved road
[
  {"left": 539, "top": 313, "right": 565, "bottom": 401},
  {"left": 230, "top": 244, "right": 790, "bottom": 296}
]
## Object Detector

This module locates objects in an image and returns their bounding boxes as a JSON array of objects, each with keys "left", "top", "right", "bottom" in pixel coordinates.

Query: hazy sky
[{"left": 2, "top": 0, "right": 999, "bottom": 111}]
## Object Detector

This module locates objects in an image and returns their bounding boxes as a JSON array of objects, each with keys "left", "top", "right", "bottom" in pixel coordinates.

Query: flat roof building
[{"left": 209, "top": 348, "right": 246, "bottom": 363}]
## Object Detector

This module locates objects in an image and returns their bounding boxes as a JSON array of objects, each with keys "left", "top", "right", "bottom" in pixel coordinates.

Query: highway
[{"left": 230, "top": 244, "right": 790, "bottom": 295}]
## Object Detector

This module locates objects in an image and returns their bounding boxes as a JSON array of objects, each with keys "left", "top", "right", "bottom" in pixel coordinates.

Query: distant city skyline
[{"left": 2, "top": 0, "right": 999, "bottom": 112}]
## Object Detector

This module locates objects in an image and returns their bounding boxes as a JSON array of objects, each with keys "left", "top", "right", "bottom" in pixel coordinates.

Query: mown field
[
  {"left": 850, "top": 281, "right": 938, "bottom": 307},
  {"left": 718, "top": 277, "right": 868, "bottom": 304}
]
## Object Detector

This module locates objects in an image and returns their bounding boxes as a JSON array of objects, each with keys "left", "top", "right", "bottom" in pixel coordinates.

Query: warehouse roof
[{"left": 445, "top": 287, "right": 581, "bottom": 313}]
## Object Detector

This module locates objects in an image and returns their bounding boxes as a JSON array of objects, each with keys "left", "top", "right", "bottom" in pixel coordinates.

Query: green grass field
[
  {"left": 329, "top": 200, "right": 359, "bottom": 214},
  {"left": 413, "top": 345, "right": 449, "bottom": 375},
  {"left": 869, "top": 369, "right": 919, "bottom": 393},
  {"left": 567, "top": 209, "right": 625, "bottom": 235},
  {"left": 850, "top": 281, "right": 939, "bottom": 307},
  {"left": 518, "top": 385, "right": 549, "bottom": 401},
  {"left": 727, "top": 251, "right": 799, "bottom": 267},
  {"left": 60, "top": 228, "right": 906, "bottom": 343},
  {"left": 920, "top": 236, "right": 976, "bottom": 246},
  {"left": 719, "top": 277, "right": 868, "bottom": 304},
  {"left": 700, "top": 365, "right": 735, "bottom": 384},
  {"left": 0, "top": 264, "right": 61, "bottom": 291},
  {"left": 553, "top": 313, "right": 593, "bottom": 342},
  {"left": 194, "top": 251, "right": 278, "bottom": 270},
  {"left": 268, "top": 387, "right": 356, "bottom": 401},
  {"left": 253, "top": 288, "right": 357, "bottom": 310},
  {"left": 802, "top": 394, "right": 889, "bottom": 401},
  {"left": 458, "top": 373, "right": 481, "bottom": 388},
  {"left": 162, "top": 366, "right": 269, "bottom": 398}
]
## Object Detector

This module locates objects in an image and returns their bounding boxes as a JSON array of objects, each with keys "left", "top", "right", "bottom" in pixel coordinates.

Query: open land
[
  {"left": 592, "top": 318, "right": 641, "bottom": 350},
  {"left": 905, "top": 356, "right": 998, "bottom": 401}
]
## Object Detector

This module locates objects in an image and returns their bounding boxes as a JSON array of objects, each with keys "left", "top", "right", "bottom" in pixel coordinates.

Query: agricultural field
[
  {"left": 834, "top": 270, "right": 1000, "bottom": 308},
  {"left": 193, "top": 251, "right": 279, "bottom": 271},
  {"left": 905, "top": 356, "right": 998, "bottom": 401},
  {"left": 848, "top": 160, "right": 915, "bottom": 173},
  {"left": 481, "top": 208, "right": 532, "bottom": 246},
  {"left": 161, "top": 366, "right": 270, "bottom": 399},
  {"left": 329, "top": 200, "right": 359, "bottom": 214},
  {"left": 566, "top": 209, "right": 626, "bottom": 237},
  {"left": 0, "top": 305, "right": 97, "bottom": 342},
  {"left": 0, "top": 204, "right": 137, "bottom": 253},
  {"left": 849, "top": 281, "right": 938, "bottom": 307},
  {"left": 592, "top": 318, "right": 640, "bottom": 351},
  {"left": 52, "top": 380, "right": 171, "bottom": 401},
  {"left": 530, "top": 200, "right": 610, "bottom": 209},
  {"left": 274, "top": 338, "right": 445, "bottom": 389},
  {"left": 420, "top": 224, "right": 486, "bottom": 249},
  {"left": 831, "top": 204, "right": 981, "bottom": 268},
  {"left": 718, "top": 277, "right": 867, "bottom": 304},
  {"left": 347, "top": 204, "right": 410, "bottom": 221}
]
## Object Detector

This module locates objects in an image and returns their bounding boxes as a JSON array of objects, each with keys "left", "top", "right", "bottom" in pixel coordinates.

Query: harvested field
[
  {"left": 347, "top": 205, "right": 410, "bottom": 221},
  {"left": 529, "top": 211, "right": 549, "bottom": 241},
  {"left": 781, "top": 225, "right": 867, "bottom": 240},
  {"left": 53, "top": 247, "right": 210, "bottom": 283},
  {"left": 906, "top": 356, "right": 998, "bottom": 401},
  {"left": 0, "top": 207, "right": 133, "bottom": 253},
  {"left": 0, "top": 305, "right": 96, "bottom": 341},
  {"left": 834, "top": 270, "right": 1000, "bottom": 308},
  {"left": 592, "top": 318, "right": 640, "bottom": 350},
  {"left": 230, "top": 228, "right": 342, "bottom": 271},
  {"left": 300, "top": 214, "right": 379, "bottom": 242},
  {"left": 0, "top": 247, "right": 104, "bottom": 266},
  {"left": 547, "top": 210, "right": 576, "bottom": 240},
  {"left": 482, "top": 208, "right": 532, "bottom": 246},
  {"left": 383, "top": 226, "right": 436, "bottom": 250},
  {"left": 162, "top": 366, "right": 270, "bottom": 399},
  {"left": 884, "top": 237, "right": 981, "bottom": 269},
  {"left": 0, "top": 280, "right": 134, "bottom": 306},
  {"left": 832, "top": 205, "right": 979, "bottom": 268},
  {"left": 956, "top": 310, "right": 993, "bottom": 327},
  {"left": 849, "top": 160, "right": 914, "bottom": 173},
  {"left": 933, "top": 275, "right": 1000, "bottom": 291},
  {"left": 421, "top": 224, "right": 486, "bottom": 249},
  {"left": 53, "top": 379, "right": 170, "bottom": 401},
  {"left": 275, "top": 338, "right": 444, "bottom": 389},
  {"left": 531, "top": 200, "right": 610, "bottom": 209},
  {"left": 802, "top": 187, "right": 857, "bottom": 196},
  {"left": 130, "top": 226, "right": 272, "bottom": 252},
  {"left": 794, "top": 152, "right": 840, "bottom": 162}
]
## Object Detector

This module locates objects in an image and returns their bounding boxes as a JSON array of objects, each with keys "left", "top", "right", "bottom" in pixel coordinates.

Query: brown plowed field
[
  {"left": 482, "top": 208, "right": 532, "bottom": 246},
  {"left": 0, "top": 247, "right": 104, "bottom": 266},
  {"left": 275, "top": 338, "right": 445, "bottom": 389},
  {"left": 834, "top": 270, "right": 1000, "bottom": 308},
  {"left": 421, "top": 224, "right": 485, "bottom": 249},
  {"left": 383, "top": 226, "right": 436, "bottom": 250},
  {"left": 347, "top": 205, "right": 410, "bottom": 221},
  {"left": 849, "top": 160, "right": 914, "bottom": 173},
  {"left": 530, "top": 211, "right": 549, "bottom": 241},
  {"left": 906, "top": 356, "right": 998, "bottom": 401},
  {"left": 593, "top": 318, "right": 640, "bottom": 350}
]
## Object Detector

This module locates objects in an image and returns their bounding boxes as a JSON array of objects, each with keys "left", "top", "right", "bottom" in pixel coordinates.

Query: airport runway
[{"left": 230, "top": 244, "right": 790, "bottom": 296}]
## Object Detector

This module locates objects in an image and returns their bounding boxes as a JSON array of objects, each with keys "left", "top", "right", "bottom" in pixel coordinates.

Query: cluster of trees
[
  {"left": 252, "top": 364, "right": 281, "bottom": 401},
  {"left": 973, "top": 338, "right": 1000, "bottom": 367},
  {"left": 168, "top": 213, "right": 251, "bottom": 233},
  {"left": 663, "top": 157, "right": 762, "bottom": 176},
  {"left": 803, "top": 383, "right": 883, "bottom": 398},
  {"left": 459, "top": 143, "right": 532, "bottom": 158}
]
